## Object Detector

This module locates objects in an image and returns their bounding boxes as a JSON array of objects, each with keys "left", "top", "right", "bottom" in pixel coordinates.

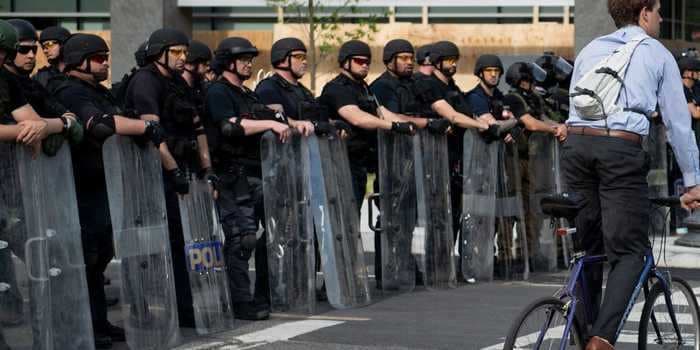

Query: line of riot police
[{"left": 0, "top": 18, "right": 578, "bottom": 349}]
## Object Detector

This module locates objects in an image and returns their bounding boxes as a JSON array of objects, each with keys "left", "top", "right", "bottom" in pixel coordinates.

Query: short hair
[{"left": 608, "top": 0, "right": 658, "bottom": 28}]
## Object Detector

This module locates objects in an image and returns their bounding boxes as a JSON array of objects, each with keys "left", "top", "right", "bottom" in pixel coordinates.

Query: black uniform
[
  {"left": 124, "top": 63, "right": 201, "bottom": 326},
  {"left": 205, "top": 78, "right": 271, "bottom": 306},
  {"left": 255, "top": 73, "right": 318, "bottom": 120},
  {"left": 53, "top": 76, "right": 119, "bottom": 336},
  {"left": 5, "top": 68, "right": 67, "bottom": 118},
  {"left": 320, "top": 73, "right": 379, "bottom": 210},
  {"left": 413, "top": 73, "right": 472, "bottom": 238},
  {"left": 33, "top": 65, "right": 66, "bottom": 95},
  {"left": 0, "top": 69, "right": 28, "bottom": 124}
]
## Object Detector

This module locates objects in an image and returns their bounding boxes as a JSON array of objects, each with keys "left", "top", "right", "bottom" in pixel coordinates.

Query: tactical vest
[{"left": 0, "top": 73, "right": 13, "bottom": 124}]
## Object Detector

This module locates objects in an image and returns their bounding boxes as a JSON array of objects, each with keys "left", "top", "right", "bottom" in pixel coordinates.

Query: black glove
[
  {"left": 235, "top": 232, "right": 258, "bottom": 259},
  {"left": 42, "top": 134, "right": 65, "bottom": 156},
  {"left": 60, "top": 114, "right": 84, "bottom": 145},
  {"left": 312, "top": 121, "right": 334, "bottom": 136},
  {"left": 199, "top": 167, "right": 220, "bottom": 192},
  {"left": 391, "top": 121, "right": 416, "bottom": 135},
  {"left": 480, "top": 124, "right": 501, "bottom": 143},
  {"left": 166, "top": 168, "right": 190, "bottom": 195},
  {"left": 144, "top": 120, "right": 165, "bottom": 146},
  {"left": 426, "top": 118, "right": 452, "bottom": 135},
  {"left": 333, "top": 120, "right": 353, "bottom": 137}
]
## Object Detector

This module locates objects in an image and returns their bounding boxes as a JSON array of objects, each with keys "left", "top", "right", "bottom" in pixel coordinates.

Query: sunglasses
[
  {"left": 351, "top": 57, "right": 370, "bottom": 66},
  {"left": 168, "top": 48, "right": 188, "bottom": 58},
  {"left": 90, "top": 54, "right": 109, "bottom": 64},
  {"left": 290, "top": 53, "right": 307, "bottom": 61},
  {"left": 395, "top": 54, "right": 414, "bottom": 63},
  {"left": 237, "top": 56, "right": 254, "bottom": 65},
  {"left": 16, "top": 45, "right": 38, "bottom": 55},
  {"left": 41, "top": 40, "right": 59, "bottom": 49},
  {"left": 442, "top": 56, "right": 459, "bottom": 65}
]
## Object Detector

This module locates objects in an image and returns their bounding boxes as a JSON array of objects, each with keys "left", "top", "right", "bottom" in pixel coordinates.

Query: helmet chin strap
[
  {"left": 276, "top": 56, "right": 303, "bottom": 80},
  {"left": 344, "top": 59, "right": 366, "bottom": 81},
  {"left": 224, "top": 60, "right": 250, "bottom": 81}
]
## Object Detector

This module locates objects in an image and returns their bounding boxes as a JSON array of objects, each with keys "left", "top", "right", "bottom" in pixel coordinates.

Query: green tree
[{"left": 267, "top": 0, "right": 383, "bottom": 93}]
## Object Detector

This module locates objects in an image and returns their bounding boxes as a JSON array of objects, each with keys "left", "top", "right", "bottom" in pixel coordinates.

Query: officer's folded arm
[
  {"left": 431, "top": 99, "right": 488, "bottom": 131},
  {"left": 227, "top": 116, "right": 291, "bottom": 141},
  {"left": 338, "top": 104, "right": 392, "bottom": 130}
]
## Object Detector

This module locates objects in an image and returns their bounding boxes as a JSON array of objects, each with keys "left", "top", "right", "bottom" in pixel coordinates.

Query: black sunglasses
[{"left": 16, "top": 45, "right": 38, "bottom": 55}]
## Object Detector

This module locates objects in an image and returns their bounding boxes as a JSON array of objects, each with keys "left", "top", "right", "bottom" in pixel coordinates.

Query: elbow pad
[
  {"left": 220, "top": 119, "right": 244, "bottom": 138},
  {"left": 88, "top": 114, "right": 116, "bottom": 141}
]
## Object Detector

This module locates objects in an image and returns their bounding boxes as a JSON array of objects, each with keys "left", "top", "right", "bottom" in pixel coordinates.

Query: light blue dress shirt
[{"left": 568, "top": 25, "right": 700, "bottom": 187}]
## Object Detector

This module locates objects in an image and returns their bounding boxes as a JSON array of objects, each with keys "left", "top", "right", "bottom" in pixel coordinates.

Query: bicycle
[{"left": 503, "top": 193, "right": 700, "bottom": 349}]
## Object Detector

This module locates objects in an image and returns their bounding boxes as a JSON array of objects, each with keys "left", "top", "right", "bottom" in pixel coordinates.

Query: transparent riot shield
[
  {"left": 177, "top": 179, "right": 234, "bottom": 333},
  {"left": 102, "top": 136, "right": 180, "bottom": 349},
  {"left": 376, "top": 131, "right": 417, "bottom": 292},
  {"left": 307, "top": 134, "right": 371, "bottom": 309},
  {"left": 461, "top": 130, "right": 499, "bottom": 283},
  {"left": 413, "top": 130, "right": 456, "bottom": 289},
  {"left": 495, "top": 143, "right": 529, "bottom": 281},
  {"left": 261, "top": 131, "right": 316, "bottom": 314},
  {"left": 0, "top": 143, "right": 94, "bottom": 350},
  {"left": 527, "top": 133, "right": 560, "bottom": 272}
]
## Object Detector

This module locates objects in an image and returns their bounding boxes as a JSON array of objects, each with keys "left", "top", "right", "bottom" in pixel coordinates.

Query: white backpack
[{"left": 571, "top": 34, "right": 649, "bottom": 120}]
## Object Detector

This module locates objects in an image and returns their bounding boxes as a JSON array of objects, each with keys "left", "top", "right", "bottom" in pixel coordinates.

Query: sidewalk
[{"left": 653, "top": 234, "right": 700, "bottom": 269}]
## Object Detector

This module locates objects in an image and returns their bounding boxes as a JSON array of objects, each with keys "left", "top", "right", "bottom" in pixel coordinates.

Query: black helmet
[
  {"left": 63, "top": 33, "right": 109, "bottom": 69},
  {"left": 430, "top": 41, "right": 460, "bottom": 64},
  {"left": 382, "top": 39, "right": 414, "bottom": 64},
  {"left": 473, "top": 54, "right": 503, "bottom": 75},
  {"left": 0, "top": 20, "right": 18, "bottom": 53},
  {"left": 506, "top": 62, "right": 547, "bottom": 87},
  {"left": 145, "top": 28, "right": 189, "bottom": 58},
  {"left": 415, "top": 43, "right": 433, "bottom": 65},
  {"left": 7, "top": 19, "right": 37, "bottom": 42},
  {"left": 271, "top": 37, "right": 306, "bottom": 66},
  {"left": 39, "top": 26, "right": 70, "bottom": 44},
  {"left": 678, "top": 56, "right": 700, "bottom": 74},
  {"left": 338, "top": 40, "right": 371, "bottom": 64},
  {"left": 134, "top": 41, "right": 148, "bottom": 67},
  {"left": 215, "top": 37, "right": 259, "bottom": 60},
  {"left": 186, "top": 40, "right": 212, "bottom": 64}
]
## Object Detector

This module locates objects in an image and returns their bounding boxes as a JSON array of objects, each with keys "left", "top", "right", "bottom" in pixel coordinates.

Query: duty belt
[{"left": 567, "top": 126, "right": 642, "bottom": 145}]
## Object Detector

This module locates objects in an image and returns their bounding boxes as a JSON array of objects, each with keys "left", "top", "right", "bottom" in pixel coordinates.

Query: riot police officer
[
  {"left": 412, "top": 40, "right": 494, "bottom": 241},
  {"left": 34, "top": 25, "right": 71, "bottom": 92},
  {"left": 205, "top": 36, "right": 292, "bottom": 320},
  {"left": 501, "top": 62, "right": 567, "bottom": 271},
  {"left": 124, "top": 28, "right": 213, "bottom": 328},
  {"left": 182, "top": 40, "right": 212, "bottom": 114},
  {"left": 319, "top": 39, "right": 416, "bottom": 213},
  {"left": 3, "top": 19, "right": 82, "bottom": 156},
  {"left": 466, "top": 54, "right": 506, "bottom": 124},
  {"left": 53, "top": 33, "right": 164, "bottom": 349},
  {"left": 255, "top": 37, "right": 319, "bottom": 134},
  {"left": 534, "top": 53, "right": 573, "bottom": 122}
]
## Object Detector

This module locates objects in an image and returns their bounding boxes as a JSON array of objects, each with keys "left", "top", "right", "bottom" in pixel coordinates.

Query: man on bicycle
[{"left": 567, "top": 0, "right": 700, "bottom": 349}]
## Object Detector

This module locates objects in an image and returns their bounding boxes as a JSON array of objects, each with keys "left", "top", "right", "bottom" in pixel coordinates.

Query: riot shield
[
  {"left": 376, "top": 131, "right": 417, "bottom": 292},
  {"left": 412, "top": 130, "right": 456, "bottom": 289},
  {"left": 494, "top": 143, "right": 529, "bottom": 281},
  {"left": 527, "top": 133, "right": 560, "bottom": 272},
  {"left": 307, "top": 134, "right": 371, "bottom": 309},
  {"left": 102, "top": 136, "right": 181, "bottom": 349},
  {"left": 261, "top": 131, "right": 316, "bottom": 314},
  {"left": 460, "top": 129, "right": 499, "bottom": 282},
  {"left": 0, "top": 143, "right": 94, "bottom": 350},
  {"left": 178, "top": 179, "right": 234, "bottom": 333}
]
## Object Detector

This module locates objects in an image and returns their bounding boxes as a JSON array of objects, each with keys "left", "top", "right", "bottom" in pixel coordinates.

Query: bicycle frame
[{"left": 531, "top": 249, "right": 683, "bottom": 350}]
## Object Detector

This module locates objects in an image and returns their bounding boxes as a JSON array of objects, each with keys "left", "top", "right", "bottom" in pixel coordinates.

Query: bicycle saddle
[{"left": 540, "top": 192, "right": 585, "bottom": 219}]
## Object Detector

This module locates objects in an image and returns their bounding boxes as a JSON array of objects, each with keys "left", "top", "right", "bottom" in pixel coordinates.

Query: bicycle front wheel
[
  {"left": 639, "top": 277, "right": 700, "bottom": 350},
  {"left": 504, "top": 296, "right": 584, "bottom": 350}
]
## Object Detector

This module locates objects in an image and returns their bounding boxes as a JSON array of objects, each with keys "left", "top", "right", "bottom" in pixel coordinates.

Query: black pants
[
  {"left": 82, "top": 229, "right": 115, "bottom": 333},
  {"left": 217, "top": 172, "right": 269, "bottom": 304},
  {"left": 349, "top": 162, "right": 384, "bottom": 284},
  {"left": 163, "top": 181, "right": 195, "bottom": 325},
  {"left": 561, "top": 134, "right": 650, "bottom": 344}
]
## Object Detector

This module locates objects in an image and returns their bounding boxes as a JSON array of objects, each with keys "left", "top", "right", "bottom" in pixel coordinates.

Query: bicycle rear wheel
[
  {"left": 639, "top": 277, "right": 700, "bottom": 350},
  {"left": 504, "top": 296, "right": 584, "bottom": 350}
]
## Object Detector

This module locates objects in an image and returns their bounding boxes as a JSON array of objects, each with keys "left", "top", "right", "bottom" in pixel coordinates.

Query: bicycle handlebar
[{"left": 649, "top": 196, "right": 680, "bottom": 208}]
